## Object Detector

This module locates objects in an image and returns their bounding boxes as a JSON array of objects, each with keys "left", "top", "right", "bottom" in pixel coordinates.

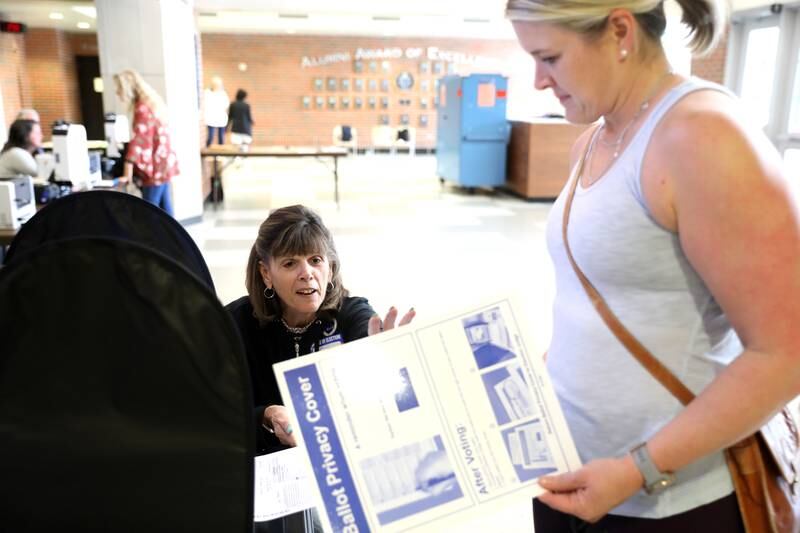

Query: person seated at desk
[
  {"left": 16, "top": 108, "right": 40, "bottom": 124},
  {"left": 0, "top": 119, "right": 43, "bottom": 178}
]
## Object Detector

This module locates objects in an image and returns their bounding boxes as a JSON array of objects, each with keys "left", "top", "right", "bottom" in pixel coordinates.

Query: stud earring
[{"left": 620, "top": 49, "right": 629, "bottom": 60}]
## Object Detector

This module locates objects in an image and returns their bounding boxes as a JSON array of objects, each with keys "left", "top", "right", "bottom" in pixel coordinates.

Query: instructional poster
[{"left": 275, "top": 298, "right": 581, "bottom": 532}]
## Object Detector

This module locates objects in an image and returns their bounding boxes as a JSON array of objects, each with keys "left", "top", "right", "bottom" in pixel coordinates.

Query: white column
[{"left": 95, "top": 0, "right": 203, "bottom": 223}]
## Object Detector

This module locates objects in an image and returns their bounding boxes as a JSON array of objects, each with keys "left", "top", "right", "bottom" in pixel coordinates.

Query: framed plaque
[{"left": 327, "top": 77, "right": 338, "bottom": 91}]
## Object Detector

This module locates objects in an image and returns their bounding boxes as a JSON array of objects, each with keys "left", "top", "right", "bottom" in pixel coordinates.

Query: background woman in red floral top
[{"left": 113, "top": 69, "right": 179, "bottom": 216}]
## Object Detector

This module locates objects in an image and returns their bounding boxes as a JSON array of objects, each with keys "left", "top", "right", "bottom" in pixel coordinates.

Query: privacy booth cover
[
  {"left": 4, "top": 190, "right": 214, "bottom": 290},
  {"left": 0, "top": 193, "right": 253, "bottom": 532}
]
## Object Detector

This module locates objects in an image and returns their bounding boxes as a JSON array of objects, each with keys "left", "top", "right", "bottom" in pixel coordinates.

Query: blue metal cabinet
[{"left": 436, "top": 74, "right": 511, "bottom": 188}]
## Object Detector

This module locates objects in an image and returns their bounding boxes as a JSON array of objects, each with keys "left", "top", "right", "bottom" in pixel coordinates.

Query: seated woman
[
  {"left": 226, "top": 204, "right": 415, "bottom": 454},
  {"left": 0, "top": 119, "right": 43, "bottom": 178}
]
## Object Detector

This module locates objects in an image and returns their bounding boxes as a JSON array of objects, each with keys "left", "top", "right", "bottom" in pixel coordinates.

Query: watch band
[{"left": 630, "top": 442, "right": 675, "bottom": 494}]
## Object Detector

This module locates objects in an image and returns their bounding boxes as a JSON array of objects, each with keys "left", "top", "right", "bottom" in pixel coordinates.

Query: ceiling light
[
  {"left": 278, "top": 13, "right": 308, "bottom": 19},
  {"left": 463, "top": 18, "right": 490, "bottom": 23},
  {"left": 372, "top": 15, "right": 401, "bottom": 21},
  {"left": 49, "top": 12, "right": 64, "bottom": 20},
  {"left": 198, "top": 11, "right": 217, "bottom": 17},
  {"left": 77, "top": 22, "right": 90, "bottom": 29},
  {"left": 71, "top": 6, "right": 97, "bottom": 19}
]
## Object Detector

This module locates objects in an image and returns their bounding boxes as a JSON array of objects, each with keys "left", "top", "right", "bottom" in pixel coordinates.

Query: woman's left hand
[
  {"left": 368, "top": 306, "right": 415, "bottom": 336},
  {"left": 536, "top": 456, "right": 644, "bottom": 523}
]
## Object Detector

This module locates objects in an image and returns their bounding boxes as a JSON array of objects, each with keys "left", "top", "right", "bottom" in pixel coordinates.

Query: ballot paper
[
  {"left": 274, "top": 297, "right": 581, "bottom": 532},
  {"left": 254, "top": 447, "right": 316, "bottom": 522}
]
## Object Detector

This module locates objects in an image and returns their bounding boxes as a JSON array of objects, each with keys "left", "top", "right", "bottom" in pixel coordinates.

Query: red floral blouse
[{"left": 126, "top": 102, "right": 179, "bottom": 187}]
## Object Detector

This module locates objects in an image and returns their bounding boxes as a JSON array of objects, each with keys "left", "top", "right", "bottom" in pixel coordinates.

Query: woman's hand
[
  {"left": 368, "top": 306, "right": 416, "bottom": 336},
  {"left": 263, "top": 405, "right": 296, "bottom": 447},
  {"left": 536, "top": 456, "right": 643, "bottom": 523}
]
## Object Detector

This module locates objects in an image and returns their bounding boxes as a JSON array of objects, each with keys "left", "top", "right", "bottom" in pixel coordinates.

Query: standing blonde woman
[
  {"left": 114, "top": 69, "right": 179, "bottom": 216},
  {"left": 506, "top": 0, "right": 800, "bottom": 530}
]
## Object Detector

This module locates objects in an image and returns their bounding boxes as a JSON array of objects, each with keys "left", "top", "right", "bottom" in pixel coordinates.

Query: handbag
[{"left": 560, "top": 127, "right": 800, "bottom": 532}]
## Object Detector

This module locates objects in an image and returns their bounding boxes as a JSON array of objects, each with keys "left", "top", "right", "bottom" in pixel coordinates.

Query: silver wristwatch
[{"left": 630, "top": 442, "right": 675, "bottom": 494}]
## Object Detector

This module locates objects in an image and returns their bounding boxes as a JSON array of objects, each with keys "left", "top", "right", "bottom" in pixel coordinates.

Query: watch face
[{"left": 396, "top": 72, "right": 414, "bottom": 90}]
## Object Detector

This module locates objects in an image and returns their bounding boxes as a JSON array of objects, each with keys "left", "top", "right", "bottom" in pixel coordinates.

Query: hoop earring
[
  {"left": 263, "top": 286, "right": 275, "bottom": 299},
  {"left": 327, "top": 281, "right": 335, "bottom": 291}
]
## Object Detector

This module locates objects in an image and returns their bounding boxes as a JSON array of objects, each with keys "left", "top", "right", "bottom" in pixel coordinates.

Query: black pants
[{"left": 533, "top": 493, "right": 745, "bottom": 533}]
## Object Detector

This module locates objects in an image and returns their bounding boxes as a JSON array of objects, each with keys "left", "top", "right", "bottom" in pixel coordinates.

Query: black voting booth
[
  {"left": 5, "top": 190, "right": 214, "bottom": 290},
  {"left": 0, "top": 192, "right": 254, "bottom": 532}
]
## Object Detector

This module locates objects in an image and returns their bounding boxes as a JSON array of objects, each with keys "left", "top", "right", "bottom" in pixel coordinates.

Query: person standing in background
[
  {"left": 204, "top": 76, "right": 229, "bottom": 147},
  {"left": 228, "top": 89, "right": 254, "bottom": 148},
  {"left": 113, "top": 69, "right": 179, "bottom": 216}
]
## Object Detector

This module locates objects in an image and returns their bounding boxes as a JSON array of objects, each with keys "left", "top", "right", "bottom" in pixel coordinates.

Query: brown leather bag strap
[{"left": 561, "top": 127, "right": 695, "bottom": 407}]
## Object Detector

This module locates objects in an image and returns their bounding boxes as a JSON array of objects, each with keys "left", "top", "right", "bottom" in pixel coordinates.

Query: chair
[
  {"left": 370, "top": 125, "right": 396, "bottom": 154},
  {"left": 0, "top": 237, "right": 254, "bottom": 532},
  {"left": 394, "top": 126, "right": 416, "bottom": 157},
  {"left": 332, "top": 125, "right": 357, "bottom": 154}
]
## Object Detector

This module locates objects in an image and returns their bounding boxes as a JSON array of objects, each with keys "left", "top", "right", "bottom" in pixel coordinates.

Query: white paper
[
  {"left": 274, "top": 296, "right": 581, "bottom": 532},
  {"left": 254, "top": 447, "right": 316, "bottom": 522}
]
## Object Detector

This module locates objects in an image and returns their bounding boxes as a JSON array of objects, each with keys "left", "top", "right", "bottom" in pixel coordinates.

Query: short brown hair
[{"left": 245, "top": 205, "right": 348, "bottom": 325}]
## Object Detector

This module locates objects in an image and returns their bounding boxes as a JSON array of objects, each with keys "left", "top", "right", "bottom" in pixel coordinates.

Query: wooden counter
[{"left": 506, "top": 120, "right": 587, "bottom": 199}]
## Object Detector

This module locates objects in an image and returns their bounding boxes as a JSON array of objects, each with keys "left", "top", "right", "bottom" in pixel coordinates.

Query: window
[
  {"left": 728, "top": 6, "right": 800, "bottom": 170},
  {"left": 740, "top": 25, "right": 780, "bottom": 128}
]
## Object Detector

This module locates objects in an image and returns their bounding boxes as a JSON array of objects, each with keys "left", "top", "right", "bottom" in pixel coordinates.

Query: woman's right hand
[
  {"left": 263, "top": 405, "right": 296, "bottom": 447},
  {"left": 368, "top": 306, "right": 416, "bottom": 336}
]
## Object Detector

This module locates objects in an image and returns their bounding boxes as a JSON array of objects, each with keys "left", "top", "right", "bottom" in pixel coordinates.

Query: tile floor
[{"left": 187, "top": 153, "right": 558, "bottom": 531}]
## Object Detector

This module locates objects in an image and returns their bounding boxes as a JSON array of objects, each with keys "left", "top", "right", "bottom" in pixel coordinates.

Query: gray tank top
[{"left": 545, "top": 78, "right": 742, "bottom": 518}]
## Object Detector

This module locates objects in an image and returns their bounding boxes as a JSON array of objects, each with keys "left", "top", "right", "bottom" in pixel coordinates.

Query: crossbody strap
[{"left": 561, "top": 126, "right": 695, "bottom": 407}]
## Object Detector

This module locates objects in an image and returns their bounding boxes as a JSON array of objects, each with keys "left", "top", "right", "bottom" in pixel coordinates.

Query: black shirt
[
  {"left": 226, "top": 295, "right": 375, "bottom": 454},
  {"left": 227, "top": 100, "right": 254, "bottom": 136}
]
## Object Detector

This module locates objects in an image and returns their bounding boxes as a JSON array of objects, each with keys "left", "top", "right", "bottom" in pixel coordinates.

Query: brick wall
[
  {"left": 691, "top": 32, "right": 729, "bottom": 85},
  {"left": 200, "top": 34, "right": 527, "bottom": 148},
  {"left": 0, "top": 33, "right": 31, "bottom": 132},
  {"left": 24, "top": 28, "right": 83, "bottom": 136}
]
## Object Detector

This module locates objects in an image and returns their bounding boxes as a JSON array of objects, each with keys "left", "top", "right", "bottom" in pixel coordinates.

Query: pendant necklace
[
  {"left": 280, "top": 317, "right": 316, "bottom": 358},
  {"left": 597, "top": 69, "right": 675, "bottom": 159},
  {"left": 584, "top": 69, "right": 675, "bottom": 187}
]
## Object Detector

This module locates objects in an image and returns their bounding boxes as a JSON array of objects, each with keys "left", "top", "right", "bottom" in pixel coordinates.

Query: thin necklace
[
  {"left": 583, "top": 70, "right": 675, "bottom": 188},
  {"left": 596, "top": 69, "right": 675, "bottom": 159}
]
